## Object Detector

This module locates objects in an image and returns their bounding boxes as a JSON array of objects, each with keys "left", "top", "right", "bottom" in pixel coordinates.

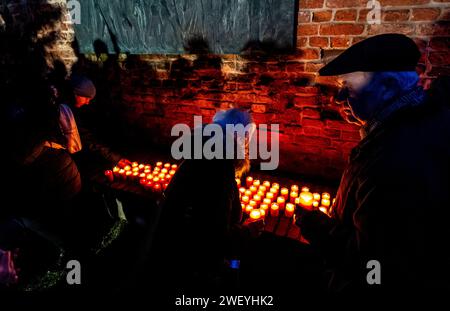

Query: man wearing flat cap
[{"left": 296, "top": 34, "right": 450, "bottom": 295}]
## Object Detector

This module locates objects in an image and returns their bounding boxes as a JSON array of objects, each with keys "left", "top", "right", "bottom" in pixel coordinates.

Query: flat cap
[{"left": 319, "top": 34, "right": 421, "bottom": 76}]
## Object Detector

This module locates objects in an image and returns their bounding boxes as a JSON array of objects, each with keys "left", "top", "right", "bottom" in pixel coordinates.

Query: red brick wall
[{"left": 6, "top": 0, "right": 449, "bottom": 181}]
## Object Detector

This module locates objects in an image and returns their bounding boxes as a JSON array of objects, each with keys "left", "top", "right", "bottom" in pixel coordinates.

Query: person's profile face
[
  {"left": 75, "top": 95, "right": 91, "bottom": 108},
  {"left": 337, "top": 72, "right": 373, "bottom": 98}
]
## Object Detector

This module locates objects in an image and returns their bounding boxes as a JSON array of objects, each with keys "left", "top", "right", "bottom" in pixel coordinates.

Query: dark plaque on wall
[{"left": 73, "top": 0, "right": 296, "bottom": 54}]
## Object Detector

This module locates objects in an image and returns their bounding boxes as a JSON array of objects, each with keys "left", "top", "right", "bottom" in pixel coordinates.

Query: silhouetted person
[{"left": 296, "top": 34, "right": 450, "bottom": 296}]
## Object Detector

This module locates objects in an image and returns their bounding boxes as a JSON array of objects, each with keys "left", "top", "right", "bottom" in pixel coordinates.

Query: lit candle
[
  {"left": 124, "top": 165, "right": 132, "bottom": 171},
  {"left": 163, "top": 182, "right": 169, "bottom": 190},
  {"left": 259, "top": 209, "right": 266, "bottom": 218},
  {"left": 246, "top": 176, "right": 254, "bottom": 188},
  {"left": 132, "top": 172, "right": 139, "bottom": 179},
  {"left": 139, "top": 173, "right": 146, "bottom": 179},
  {"left": 277, "top": 196, "right": 286, "bottom": 210},
  {"left": 294, "top": 197, "right": 300, "bottom": 205},
  {"left": 144, "top": 169, "right": 151, "bottom": 174},
  {"left": 144, "top": 165, "right": 151, "bottom": 171},
  {"left": 235, "top": 178, "right": 241, "bottom": 187},
  {"left": 112, "top": 166, "right": 120, "bottom": 177},
  {"left": 299, "top": 191, "right": 314, "bottom": 211},
  {"left": 266, "top": 192, "right": 274, "bottom": 200},
  {"left": 245, "top": 205, "right": 253, "bottom": 214},
  {"left": 290, "top": 191, "right": 298, "bottom": 203},
  {"left": 118, "top": 169, "right": 126, "bottom": 179},
  {"left": 301, "top": 186, "right": 310, "bottom": 192},
  {"left": 144, "top": 180, "right": 153, "bottom": 189},
  {"left": 152, "top": 177, "right": 160, "bottom": 184},
  {"left": 258, "top": 186, "right": 267, "bottom": 193},
  {"left": 313, "top": 193, "right": 321, "bottom": 201},
  {"left": 153, "top": 183, "right": 162, "bottom": 192},
  {"left": 270, "top": 188, "right": 278, "bottom": 195},
  {"left": 171, "top": 164, "right": 178, "bottom": 170},
  {"left": 241, "top": 203, "right": 246, "bottom": 211},
  {"left": 245, "top": 190, "right": 252, "bottom": 197},
  {"left": 263, "top": 198, "right": 271, "bottom": 205},
  {"left": 285, "top": 203, "right": 295, "bottom": 217},
  {"left": 257, "top": 190, "right": 265, "bottom": 198},
  {"left": 140, "top": 178, "right": 148, "bottom": 186},
  {"left": 146, "top": 174, "right": 154, "bottom": 180},
  {"left": 321, "top": 198, "right": 331, "bottom": 208},
  {"left": 163, "top": 163, "right": 171, "bottom": 169},
  {"left": 239, "top": 187, "right": 246, "bottom": 196},
  {"left": 272, "top": 183, "right": 280, "bottom": 189},
  {"left": 242, "top": 195, "right": 250, "bottom": 204},
  {"left": 260, "top": 204, "right": 269, "bottom": 213},
  {"left": 158, "top": 173, "right": 166, "bottom": 180},
  {"left": 249, "top": 209, "right": 262, "bottom": 222},
  {"left": 156, "top": 162, "right": 163, "bottom": 168},
  {"left": 249, "top": 186, "right": 257, "bottom": 194},
  {"left": 138, "top": 164, "right": 145, "bottom": 170},
  {"left": 291, "top": 185, "right": 299, "bottom": 193},
  {"left": 313, "top": 201, "right": 319, "bottom": 208},
  {"left": 104, "top": 170, "right": 114, "bottom": 182},
  {"left": 131, "top": 162, "right": 139, "bottom": 168},
  {"left": 253, "top": 180, "right": 261, "bottom": 187},
  {"left": 249, "top": 200, "right": 257, "bottom": 208},
  {"left": 169, "top": 170, "right": 176, "bottom": 175},
  {"left": 253, "top": 195, "right": 262, "bottom": 203},
  {"left": 322, "top": 193, "right": 331, "bottom": 200},
  {"left": 161, "top": 168, "right": 168, "bottom": 174},
  {"left": 153, "top": 167, "right": 161, "bottom": 173},
  {"left": 270, "top": 203, "right": 279, "bottom": 217},
  {"left": 263, "top": 181, "right": 271, "bottom": 188},
  {"left": 280, "top": 188, "right": 289, "bottom": 199}
]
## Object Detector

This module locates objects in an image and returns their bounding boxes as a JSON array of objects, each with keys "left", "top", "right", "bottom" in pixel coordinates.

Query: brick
[
  {"left": 367, "top": 24, "right": 415, "bottom": 35},
  {"left": 300, "top": 0, "right": 325, "bottom": 9},
  {"left": 322, "top": 128, "right": 341, "bottom": 139},
  {"left": 429, "top": 51, "right": 450, "bottom": 66},
  {"left": 302, "top": 118, "right": 325, "bottom": 128},
  {"left": 326, "top": 120, "right": 359, "bottom": 131},
  {"left": 298, "top": 48, "right": 321, "bottom": 60},
  {"left": 295, "top": 135, "right": 331, "bottom": 147},
  {"left": 382, "top": 10, "right": 410, "bottom": 22},
  {"left": 286, "top": 61, "right": 306, "bottom": 72},
  {"left": 320, "top": 23, "right": 365, "bottom": 35},
  {"left": 297, "top": 37, "right": 308, "bottom": 49},
  {"left": 326, "top": 0, "right": 366, "bottom": 8},
  {"left": 416, "top": 22, "right": 450, "bottom": 36},
  {"left": 313, "top": 10, "right": 333, "bottom": 22},
  {"left": 298, "top": 11, "right": 312, "bottom": 23},
  {"left": 303, "top": 126, "right": 322, "bottom": 135},
  {"left": 411, "top": 8, "right": 440, "bottom": 21},
  {"left": 305, "top": 62, "right": 324, "bottom": 72},
  {"left": 378, "top": 0, "right": 429, "bottom": 5},
  {"left": 302, "top": 108, "right": 322, "bottom": 119},
  {"left": 342, "top": 130, "right": 361, "bottom": 141},
  {"left": 358, "top": 9, "right": 370, "bottom": 22},
  {"left": 430, "top": 37, "right": 450, "bottom": 51},
  {"left": 331, "top": 37, "right": 351, "bottom": 48},
  {"left": 334, "top": 9, "right": 357, "bottom": 21},
  {"left": 309, "top": 36, "right": 330, "bottom": 48},
  {"left": 294, "top": 95, "right": 319, "bottom": 107},
  {"left": 251, "top": 104, "right": 267, "bottom": 113},
  {"left": 297, "top": 24, "right": 319, "bottom": 36}
]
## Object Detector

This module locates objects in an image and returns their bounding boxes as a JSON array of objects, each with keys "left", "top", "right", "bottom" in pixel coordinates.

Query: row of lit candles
[
  {"left": 104, "top": 161, "right": 178, "bottom": 192},
  {"left": 237, "top": 176, "right": 335, "bottom": 221}
]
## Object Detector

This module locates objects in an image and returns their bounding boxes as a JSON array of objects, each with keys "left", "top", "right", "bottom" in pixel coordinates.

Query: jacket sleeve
[{"left": 59, "top": 104, "right": 82, "bottom": 154}]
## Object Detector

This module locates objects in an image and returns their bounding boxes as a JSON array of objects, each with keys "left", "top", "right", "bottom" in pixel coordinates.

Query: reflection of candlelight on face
[
  {"left": 285, "top": 203, "right": 295, "bottom": 217},
  {"left": 246, "top": 176, "right": 253, "bottom": 188},
  {"left": 277, "top": 196, "right": 286, "bottom": 210},
  {"left": 299, "top": 191, "right": 314, "bottom": 210},
  {"left": 249, "top": 209, "right": 261, "bottom": 221},
  {"left": 270, "top": 203, "right": 279, "bottom": 217}
]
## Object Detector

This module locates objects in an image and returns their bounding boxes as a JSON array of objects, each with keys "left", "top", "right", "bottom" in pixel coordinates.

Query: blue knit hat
[{"left": 71, "top": 75, "right": 96, "bottom": 99}]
